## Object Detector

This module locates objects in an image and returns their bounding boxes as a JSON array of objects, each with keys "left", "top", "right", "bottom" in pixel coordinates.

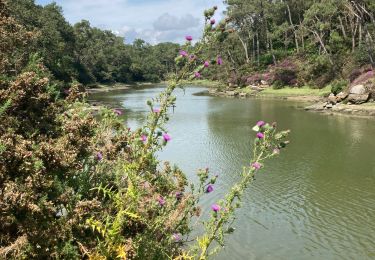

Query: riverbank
[
  {"left": 203, "top": 83, "right": 375, "bottom": 118},
  {"left": 85, "top": 82, "right": 159, "bottom": 93}
]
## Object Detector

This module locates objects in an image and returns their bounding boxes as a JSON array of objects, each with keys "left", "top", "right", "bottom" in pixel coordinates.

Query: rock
[
  {"left": 305, "top": 103, "right": 326, "bottom": 111},
  {"left": 336, "top": 91, "right": 348, "bottom": 102},
  {"left": 260, "top": 80, "right": 268, "bottom": 85},
  {"left": 328, "top": 93, "right": 337, "bottom": 104},
  {"left": 239, "top": 92, "right": 248, "bottom": 98},
  {"left": 349, "top": 84, "right": 367, "bottom": 95},
  {"left": 326, "top": 103, "right": 333, "bottom": 109},
  {"left": 348, "top": 93, "right": 370, "bottom": 104},
  {"left": 226, "top": 91, "right": 237, "bottom": 97}
]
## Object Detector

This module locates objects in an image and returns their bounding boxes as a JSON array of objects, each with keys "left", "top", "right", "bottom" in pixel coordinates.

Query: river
[{"left": 89, "top": 85, "right": 375, "bottom": 260}]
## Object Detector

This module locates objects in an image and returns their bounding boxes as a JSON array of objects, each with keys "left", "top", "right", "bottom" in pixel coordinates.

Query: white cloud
[
  {"left": 36, "top": 0, "right": 226, "bottom": 44},
  {"left": 153, "top": 13, "right": 199, "bottom": 31}
]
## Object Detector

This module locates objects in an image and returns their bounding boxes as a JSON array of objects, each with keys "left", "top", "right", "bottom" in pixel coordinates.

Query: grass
[{"left": 258, "top": 86, "right": 331, "bottom": 97}]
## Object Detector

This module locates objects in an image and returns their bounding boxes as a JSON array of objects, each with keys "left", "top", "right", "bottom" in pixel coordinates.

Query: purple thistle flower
[
  {"left": 113, "top": 109, "right": 122, "bottom": 115},
  {"left": 256, "top": 121, "right": 265, "bottom": 127},
  {"left": 189, "top": 54, "right": 196, "bottom": 61},
  {"left": 172, "top": 233, "right": 181, "bottom": 242},
  {"left": 256, "top": 132, "right": 264, "bottom": 139},
  {"left": 153, "top": 108, "right": 161, "bottom": 113},
  {"left": 175, "top": 192, "right": 183, "bottom": 200},
  {"left": 158, "top": 196, "right": 166, "bottom": 206},
  {"left": 211, "top": 204, "right": 221, "bottom": 212},
  {"left": 206, "top": 184, "right": 214, "bottom": 193},
  {"left": 204, "top": 61, "right": 210, "bottom": 67},
  {"left": 179, "top": 50, "right": 188, "bottom": 57},
  {"left": 163, "top": 133, "right": 171, "bottom": 142},
  {"left": 97, "top": 152, "right": 103, "bottom": 161},
  {"left": 217, "top": 56, "right": 223, "bottom": 65},
  {"left": 141, "top": 135, "right": 147, "bottom": 143},
  {"left": 185, "top": 35, "right": 193, "bottom": 41},
  {"left": 210, "top": 18, "right": 216, "bottom": 25},
  {"left": 252, "top": 162, "right": 262, "bottom": 170},
  {"left": 194, "top": 72, "right": 201, "bottom": 78}
]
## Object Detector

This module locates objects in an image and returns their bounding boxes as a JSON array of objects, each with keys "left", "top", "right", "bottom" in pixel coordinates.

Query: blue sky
[{"left": 35, "top": 0, "right": 225, "bottom": 44}]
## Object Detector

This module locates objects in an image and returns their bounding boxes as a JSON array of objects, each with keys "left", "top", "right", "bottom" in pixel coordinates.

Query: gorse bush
[{"left": 0, "top": 3, "right": 290, "bottom": 259}]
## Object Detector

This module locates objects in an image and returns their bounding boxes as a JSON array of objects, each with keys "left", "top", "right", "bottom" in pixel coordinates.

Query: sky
[{"left": 35, "top": 0, "right": 225, "bottom": 44}]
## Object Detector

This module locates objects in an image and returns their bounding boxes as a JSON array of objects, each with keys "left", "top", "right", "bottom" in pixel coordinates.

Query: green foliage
[
  {"left": 1, "top": 2, "right": 291, "bottom": 260},
  {"left": 331, "top": 79, "right": 348, "bottom": 95}
]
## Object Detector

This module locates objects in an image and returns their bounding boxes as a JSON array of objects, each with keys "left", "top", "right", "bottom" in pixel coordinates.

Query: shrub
[{"left": 331, "top": 79, "right": 348, "bottom": 95}]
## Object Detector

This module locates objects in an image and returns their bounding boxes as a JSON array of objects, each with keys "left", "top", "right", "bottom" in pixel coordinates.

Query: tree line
[
  {"left": 5, "top": 0, "right": 180, "bottom": 86},
  {"left": 204, "top": 0, "right": 375, "bottom": 88}
]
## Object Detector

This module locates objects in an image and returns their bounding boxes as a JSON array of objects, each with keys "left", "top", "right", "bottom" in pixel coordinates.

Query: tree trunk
[
  {"left": 238, "top": 35, "right": 250, "bottom": 64},
  {"left": 287, "top": 4, "right": 299, "bottom": 52}
]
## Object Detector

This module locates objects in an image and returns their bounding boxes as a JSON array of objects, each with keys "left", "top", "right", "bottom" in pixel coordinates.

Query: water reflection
[{"left": 90, "top": 86, "right": 375, "bottom": 260}]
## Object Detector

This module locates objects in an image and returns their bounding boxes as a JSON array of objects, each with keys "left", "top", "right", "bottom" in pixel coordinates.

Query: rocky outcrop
[
  {"left": 347, "top": 93, "right": 369, "bottom": 104},
  {"left": 349, "top": 84, "right": 367, "bottom": 95}
]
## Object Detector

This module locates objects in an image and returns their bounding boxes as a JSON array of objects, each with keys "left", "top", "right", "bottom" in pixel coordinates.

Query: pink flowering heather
[
  {"left": 204, "top": 61, "right": 210, "bottom": 67},
  {"left": 252, "top": 162, "right": 262, "bottom": 170},
  {"left": 163, "top": 133, "right": 171, "bottom": 142},
  {"left": 256, "top": 132, "right": 264, "bottom": 139},
  {"left": 113, "top": 109, "right": 122, "bottom": 115},
  {"left": 185, "top": 35, "right": 193, "bottom": 41},
  {"left": 256, "top": 121, "right": 265, "bottom": 127},
  {"left": 194, "top": 72, "right": 201, "bottom": 78},
  {"left": 211, "top": 204, "right": 221, "bottom": 212},
  {"left": 210, "top": 18, "right": 216, "bottom": 25},
  {"left": 217, "top": 56, "right": 223, "bottom": 65},
  {"left": 179, "top": 50, "right": 188, "bottom": 57}
]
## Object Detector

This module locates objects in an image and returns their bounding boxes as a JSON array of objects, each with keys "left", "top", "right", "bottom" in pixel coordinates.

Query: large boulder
[
  {"left": 349, "top": 84, "right": 367, "bottom": 95},
  {"left": 336, "top": 91, "right": 348, "bottom": 102},
  {"left": 347, "top": 93, "right": 370, "bottom": 104}
]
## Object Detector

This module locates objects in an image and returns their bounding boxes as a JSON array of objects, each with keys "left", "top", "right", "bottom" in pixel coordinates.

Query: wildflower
[
  {"left": 194, "top": 72, "right": 201, "bottom": 78},
  {"left": 172, "top": 233, "right": 181, "bottom": 242},
  {"left": 217, "top": 56, "right": 223, "bottom": 65},
  {"left": 211, "top": 204, "right": 221, "bottom": 212},
  {"left": 204, "top": 61, "right": 210, "bottom": 67},
  {"left": 141, "top": 135, "right": 147, "bottom": 143},
  {"left": 189, "top": 54, "right": 196, "bottom": 60},
  {"left": 185, "top": 35, "right": 193, "bottom": 41},
  {"left": 210, "top": 18, "right": 216, "bottom": 25},
  {"left": 175, "top": 192, "right": 183, "bottom": 200},
  {"left": 97, "top": 152, "right": 103, "bottom": 161},
  {"left": 153, "top": 108, "right": 161, "bottom": 113},
  {"left": 179, "top": 50, "right": 188, "bottom": 57},
  {"left": 252, "top": 162, "right": 262, "bottom": 170},
  {"left": 206, "top": 184, "right": 214, "bottom": 193},
  {"left": 163, "top": 133, "right": 171, "bottom": 142},
  {"left": 113, "top": 109, "right": 122, "bottom": 115},
  {"left": 158, "top": 196, "right": 166, "bottom": 206},
  {"left": 256, "top": 132, "right": 264, "bottom": 139},
  {"left": 256, "top": 121, "right": 265, "bottom": 127}
]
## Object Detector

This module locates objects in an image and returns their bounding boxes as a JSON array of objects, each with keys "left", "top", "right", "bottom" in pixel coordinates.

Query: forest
[
  {"left": 4, "top": 0, "right": 179, "bottom": 86},
  {"left": 202, "top": 0, "right": 375, "bottom": 92}
]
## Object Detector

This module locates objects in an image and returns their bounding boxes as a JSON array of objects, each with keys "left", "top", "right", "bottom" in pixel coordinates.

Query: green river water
[{"left": 89, "top": 85, "right": 375, "bottom": 260}]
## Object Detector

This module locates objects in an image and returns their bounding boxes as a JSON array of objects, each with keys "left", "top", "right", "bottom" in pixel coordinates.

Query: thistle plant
[{"left": 0, "top": 5, "right": 289, "bottom": 260}]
